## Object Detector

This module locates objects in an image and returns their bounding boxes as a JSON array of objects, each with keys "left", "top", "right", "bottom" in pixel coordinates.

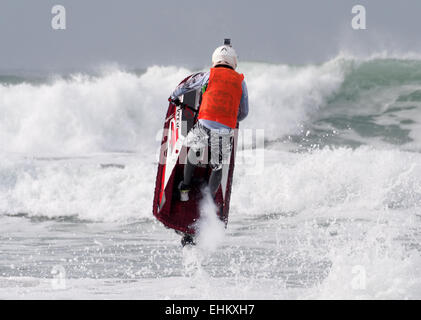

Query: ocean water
[{"left": 0, "top": 54, "right": 420, "bottom": 299}]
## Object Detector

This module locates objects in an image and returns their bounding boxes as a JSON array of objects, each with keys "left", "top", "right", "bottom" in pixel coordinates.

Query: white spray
[
  {"left": 195, "top": 187, "right": 226, "bottom": 252},
  {"left": 181, "top": 187, "right": 226, "bottom": 289}
]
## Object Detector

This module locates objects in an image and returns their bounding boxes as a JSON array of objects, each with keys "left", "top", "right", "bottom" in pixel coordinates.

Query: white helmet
[{"left": 212, "top": 45, "right": 238, "bottom": 69}]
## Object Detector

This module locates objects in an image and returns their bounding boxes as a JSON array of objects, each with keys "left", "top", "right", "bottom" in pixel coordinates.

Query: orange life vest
[{"left": 198, "top": 67, "right": 244, "bottom": 129}]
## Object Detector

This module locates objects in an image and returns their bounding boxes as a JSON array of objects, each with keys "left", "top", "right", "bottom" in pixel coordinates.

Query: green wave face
[{"left": 290, "top": 59, "right": 421, "bottom": 149}]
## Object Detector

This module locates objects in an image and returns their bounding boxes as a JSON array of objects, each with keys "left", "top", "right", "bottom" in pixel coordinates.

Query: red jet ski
[{"left": 153, "top": 73, "right": 238, "bottom": 239}]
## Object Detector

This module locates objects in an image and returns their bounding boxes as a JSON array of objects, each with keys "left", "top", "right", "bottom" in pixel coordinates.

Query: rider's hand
[{"left": 169, "top": 97, "right": 181, "bottom": 106}]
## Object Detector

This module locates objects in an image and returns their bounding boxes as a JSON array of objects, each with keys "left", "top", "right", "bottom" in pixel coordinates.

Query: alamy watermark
[
  {"left": 51, "top": 5, "right": 66, "bottom": 30},
  {"left": 351, "top": 5, "right": 366, "bottom": 30},
  {"left": 51, "top": 265, "right": 66, "bottom": 290},
  {"left": 50, "top": 5, "right": 366, "bottom": 33},
  {"left": 351, "top": 265, "right": 366, "bottom": 290},
  {"left": 156, "top": 125, "right": 265, "bottom": 176}
]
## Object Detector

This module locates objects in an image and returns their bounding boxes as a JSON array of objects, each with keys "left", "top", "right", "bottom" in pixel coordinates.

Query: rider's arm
[
  {"left": 237, "top": 80, "right": 249, "bottom": 122},
  {"left": 170, "top": 72, "right": 210, "bottom": 99}
]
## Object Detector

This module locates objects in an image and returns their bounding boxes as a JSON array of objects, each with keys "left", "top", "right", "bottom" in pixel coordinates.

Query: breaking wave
[{"left": 1, "top": 55, "right": 421, "bottom": 221}]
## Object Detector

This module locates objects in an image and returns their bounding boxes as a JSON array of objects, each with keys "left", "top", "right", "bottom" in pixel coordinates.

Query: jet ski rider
[{"left": 169, "top": 39, "right": 249, "bottom": 202}]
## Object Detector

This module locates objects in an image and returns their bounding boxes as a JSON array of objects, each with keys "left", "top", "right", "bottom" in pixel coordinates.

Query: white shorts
[{"left": 184, "top": 122, "right": 234, "bottom": 170}]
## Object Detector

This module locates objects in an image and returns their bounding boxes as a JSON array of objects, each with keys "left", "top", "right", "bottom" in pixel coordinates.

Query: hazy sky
[{"left": 1, "top": 0, "right": 421, "bottom": 72}]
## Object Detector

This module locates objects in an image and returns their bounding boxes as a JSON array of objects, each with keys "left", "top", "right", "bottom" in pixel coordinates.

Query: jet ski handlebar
[{"left": 168, "top": 97, "right": 198, "bottom": 113}]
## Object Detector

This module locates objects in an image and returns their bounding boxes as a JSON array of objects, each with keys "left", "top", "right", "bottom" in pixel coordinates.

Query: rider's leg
[
  {"left": 182, "top": 148, "right": 198, "bottom": 187},
  {"left": 179, "top": 148, "right": 197, "bottom": 201},
  {"left": 208, "top": 130, "right": 233, "bottom": 198},
  {"left": 179, "top": 122, "right": 207, "bottom": 196},
  {"left": 208, "top": 167, "right": 222, "bottom": 197}
]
